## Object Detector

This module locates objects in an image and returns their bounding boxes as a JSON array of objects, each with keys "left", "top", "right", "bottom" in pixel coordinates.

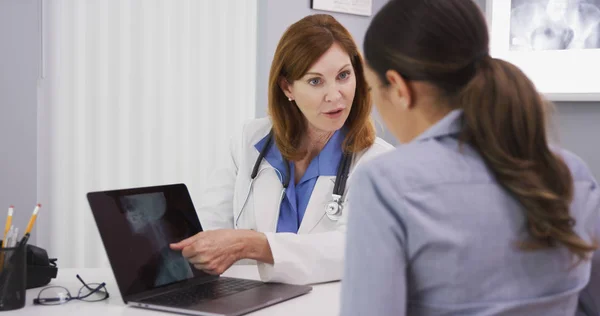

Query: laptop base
[{"left": 130, "top": 282, "right": 311, "bottom": 316}]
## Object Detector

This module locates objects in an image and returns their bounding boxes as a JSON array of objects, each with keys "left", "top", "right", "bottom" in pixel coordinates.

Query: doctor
[{"left": 170, "top": 14, "right": 392, "bottom": 285}]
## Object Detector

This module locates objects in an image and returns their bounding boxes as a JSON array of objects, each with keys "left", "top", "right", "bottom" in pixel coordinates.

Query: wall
[
  {"left": 0, "top": 0, "right": 40, "bottom": 244},
  {"left": 554, "top": 102, "right": 600, "bottom": 178}
]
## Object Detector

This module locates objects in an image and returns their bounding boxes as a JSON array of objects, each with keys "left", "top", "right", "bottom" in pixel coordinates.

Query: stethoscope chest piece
[
  {"left": 326, "top": 194, "right": 343, "bottom": 221},
  {"left": 250, "top": 128, "right": 352, "bottom": 223}
]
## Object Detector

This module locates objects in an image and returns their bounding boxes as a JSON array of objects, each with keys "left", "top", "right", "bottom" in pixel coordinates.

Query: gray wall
[
  {"left": 0, "top": 0, "right": 40, "bottom": 245},
  {"left": 555, "top": 103, "right": 600, "bottom": 178}
]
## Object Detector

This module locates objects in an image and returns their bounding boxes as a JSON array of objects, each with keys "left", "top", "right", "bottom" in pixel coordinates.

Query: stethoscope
[{"left": 234, "top": 129, "right": 352, "bottom": 228}]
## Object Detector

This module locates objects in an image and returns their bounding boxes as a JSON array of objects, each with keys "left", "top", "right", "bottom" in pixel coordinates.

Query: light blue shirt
[
  {"left": 254, "top": 129, "right": 344, "bottom": 233},
  {"left": 340, "top": 110, "right": 600, "bottom": 315}
]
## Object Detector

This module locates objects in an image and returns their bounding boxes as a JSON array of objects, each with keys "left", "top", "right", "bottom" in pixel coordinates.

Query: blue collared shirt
[
  {"left": 340, "top": 110, "right": 600, "bottom": 316},
  {"left": 254, "top": 129, "right": 345, "bottom": 233}
]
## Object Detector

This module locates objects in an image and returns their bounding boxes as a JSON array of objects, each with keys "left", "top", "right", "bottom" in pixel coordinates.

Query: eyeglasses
[{"left": 33, "top": 274, "right": 109, "bottom": 305}]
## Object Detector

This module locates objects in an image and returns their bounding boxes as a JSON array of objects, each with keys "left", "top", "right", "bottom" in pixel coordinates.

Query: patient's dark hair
[{"left": 364, "top": 0, "right": 596, "bottom": 259}]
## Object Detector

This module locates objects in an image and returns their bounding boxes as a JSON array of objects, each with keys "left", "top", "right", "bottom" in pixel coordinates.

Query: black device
[{"left": 86, "top": 183, "right": 312, "bottom": 316}]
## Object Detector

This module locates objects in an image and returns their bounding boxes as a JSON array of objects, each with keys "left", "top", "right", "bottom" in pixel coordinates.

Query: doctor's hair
[
  {"left": 364, "top": 0, "right": 596, "bottom": 260},
  {"left": 268, "top": 14, "right": 375, "bottom": 161}
]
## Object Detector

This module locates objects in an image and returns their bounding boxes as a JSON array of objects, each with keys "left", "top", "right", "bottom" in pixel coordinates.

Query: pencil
[
  {"left": 19, "top": 204, "right": 41, "bottom": 246},
  {"left": 1, "top": 206, "right": 14, "bottom": 248},
  {"left": 24, "top": 204, "right": 41, "bottom": 236}
]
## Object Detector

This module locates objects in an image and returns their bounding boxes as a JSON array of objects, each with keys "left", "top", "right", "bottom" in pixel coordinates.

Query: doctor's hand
[{"left": 170, "top": 229, "right": 274, "bottom": 275}]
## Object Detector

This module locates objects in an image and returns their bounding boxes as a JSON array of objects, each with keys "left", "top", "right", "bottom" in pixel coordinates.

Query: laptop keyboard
[{"left": 140, "top": 278, "right": 265, "bottom": 307}]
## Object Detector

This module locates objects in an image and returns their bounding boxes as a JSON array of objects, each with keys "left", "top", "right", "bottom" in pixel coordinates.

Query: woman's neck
[{"left": 300, "top": 125, "right": 334, "bottom": 162}]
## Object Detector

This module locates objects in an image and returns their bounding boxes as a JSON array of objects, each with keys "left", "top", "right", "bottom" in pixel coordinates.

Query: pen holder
[{"left": 0, "top": 243, "right": 27, "bottom": 311}]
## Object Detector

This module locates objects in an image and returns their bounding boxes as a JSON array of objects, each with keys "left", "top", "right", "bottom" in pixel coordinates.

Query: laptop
[{"left": 86, "top": 183, "right": 312, "bottom": 316}]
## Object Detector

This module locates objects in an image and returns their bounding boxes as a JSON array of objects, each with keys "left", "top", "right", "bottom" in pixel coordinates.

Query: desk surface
[{"left": 9, "top": 266, "right": 340, "bottom": 316}]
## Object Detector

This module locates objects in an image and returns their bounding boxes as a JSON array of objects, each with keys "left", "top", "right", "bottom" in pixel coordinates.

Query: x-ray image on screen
[
  {"left": 120, "top": 192, "right": 194, "bottom": 287},
  {"left": 510, "top": 0, "right": 600, "bottom": 51}
]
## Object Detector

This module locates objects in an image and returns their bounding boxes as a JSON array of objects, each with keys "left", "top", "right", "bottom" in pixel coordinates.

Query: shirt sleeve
[
  {"left": 340, "top": 165, "right": 409, "bottom": 316},
  {"left": 257, "top": 230, "right": 345, "bottom": 284},
  {"left": 577, "top": 179, "right": 600, "bottom": 316}
]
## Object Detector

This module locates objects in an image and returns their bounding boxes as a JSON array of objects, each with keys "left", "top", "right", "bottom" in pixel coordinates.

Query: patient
[{"left": 340, "top": 0, "right": 600, "bottom": 315}]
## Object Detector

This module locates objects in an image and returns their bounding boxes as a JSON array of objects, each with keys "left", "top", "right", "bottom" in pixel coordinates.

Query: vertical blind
[{"left": 37, "top": 0, "right": 258, "bottom": 268}]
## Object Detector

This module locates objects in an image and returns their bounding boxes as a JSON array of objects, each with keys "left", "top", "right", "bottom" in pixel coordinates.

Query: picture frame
[
  {"left": 310, "top": 0, "right": 372, "bottom": 17},
  {"left": 485, "top": 0, "right": 600, "bottom": 101}
]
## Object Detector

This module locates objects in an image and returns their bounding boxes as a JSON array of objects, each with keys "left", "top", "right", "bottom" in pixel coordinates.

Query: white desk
[{"left": 8, "top": 266, "right": 341, "bottom": 316}]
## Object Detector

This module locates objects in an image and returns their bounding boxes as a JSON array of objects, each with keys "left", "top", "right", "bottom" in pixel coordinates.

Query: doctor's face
[{"left": 283, "top": 42, "right": 356, "bottom": 134}]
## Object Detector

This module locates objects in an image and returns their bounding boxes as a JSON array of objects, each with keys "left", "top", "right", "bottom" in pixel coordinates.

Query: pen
[
  {"left": 4, "top": 226, "right": 13, "bottom": 249},
  {"left": 19, "top": 203, "right": 41, "bottom": 246},
  {"left": 2, "top": 206, "right": 14, "bottom": 248},
  {"left": 10, "top": 228, "right": 18, "bottom": 248}
]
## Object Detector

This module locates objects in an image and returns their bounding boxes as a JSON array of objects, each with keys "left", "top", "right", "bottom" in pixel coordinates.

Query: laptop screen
[{"left": 87, "top": 183, "right": 210, "bottom": 298}]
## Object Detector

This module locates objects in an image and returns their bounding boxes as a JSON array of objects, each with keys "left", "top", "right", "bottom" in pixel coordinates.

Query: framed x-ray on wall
[
  {"left": 310, "top": 0, "right": 373, "bottom": 17},
  {"left": 486, "top": 0, "right": 600, "bottom": 101}
]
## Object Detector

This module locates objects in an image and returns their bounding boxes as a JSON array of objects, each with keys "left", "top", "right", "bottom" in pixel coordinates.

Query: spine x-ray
[{"left": 121, "top": 192, "right": 193, "bottom": 287}]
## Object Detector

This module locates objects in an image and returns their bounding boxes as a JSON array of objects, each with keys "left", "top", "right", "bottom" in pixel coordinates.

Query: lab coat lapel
[
  {"left": 297, "top": 176, "right": 335, "bottom": 234},
  {"left": 252, "top": 166, "right": 285, "bottom": 233}
]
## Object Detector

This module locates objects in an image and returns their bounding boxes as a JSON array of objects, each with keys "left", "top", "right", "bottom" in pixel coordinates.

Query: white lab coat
[{"left": 196, "top": 117, "right": 393, "bottom": 284}]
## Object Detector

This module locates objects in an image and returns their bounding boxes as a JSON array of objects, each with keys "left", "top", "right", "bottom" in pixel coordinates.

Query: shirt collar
[
  {"left": 253, "top": 128, "right": 345, "bottom": 183},
  {"left": 413, "top": 109, "right": 463, "bottom": 143},
  {"left": 254, "top": 133, "right": 287, "bottom": 180}
]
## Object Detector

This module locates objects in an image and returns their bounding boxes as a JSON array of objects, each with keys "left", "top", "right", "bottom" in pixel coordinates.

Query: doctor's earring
[
  {"left": 288, "top": 97, "right": 294, "bottom": 102},
  {"left": 399, "top": 98, "right": 409, "bottom": 109}
]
